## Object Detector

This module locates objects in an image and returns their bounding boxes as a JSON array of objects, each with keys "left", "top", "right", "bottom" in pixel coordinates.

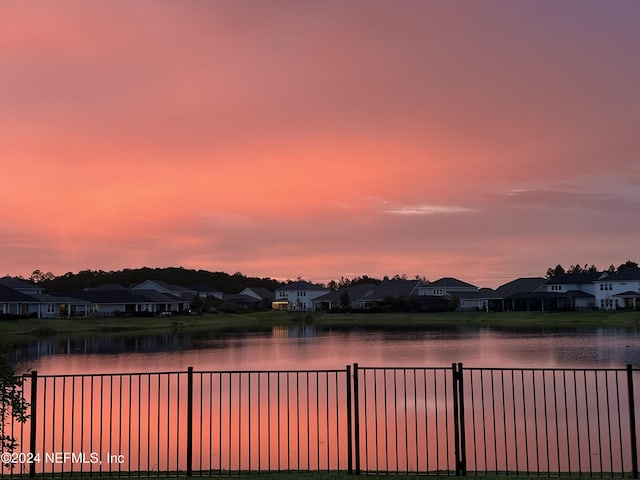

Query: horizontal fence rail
[{"left": 2, "top": 364, "right": 639, "bottom": 477}]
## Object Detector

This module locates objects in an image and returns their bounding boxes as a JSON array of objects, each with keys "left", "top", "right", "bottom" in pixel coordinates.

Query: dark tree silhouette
[{"left": 1, "top": 347, "right": 29, "bottom": 458}]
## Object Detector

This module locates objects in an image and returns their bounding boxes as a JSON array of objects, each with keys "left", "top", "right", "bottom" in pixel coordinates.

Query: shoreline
[{"left": 1, "top": 310, "right": 639, "bottom": 346}]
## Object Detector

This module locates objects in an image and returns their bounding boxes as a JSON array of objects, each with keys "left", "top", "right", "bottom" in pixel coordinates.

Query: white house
[
  {"left": 594, "top": 267, "right": 640, "bottom": 310},
  {"left": 273, "top": 280, "right": 329, "bottom": 311},
  {"left": 545, "top": 272, "right": 599, "bottom": 310}
]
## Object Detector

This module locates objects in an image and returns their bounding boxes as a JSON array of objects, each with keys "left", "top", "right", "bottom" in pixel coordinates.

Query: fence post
[
  {"left": 186, "top": 367, "right": 194, "bottom": 477},
  {"left": 353, "top": 363, "right": 361, "bottom": 475},
  {"left": 452, "top": 363, "right": 466, "bottom": 476},
  {"left": 28, "top": 370, "right": 38, "bottom": 478},
  {"left": 452, "top": 363, "right": 461, "bottom": 476},
  {"left": 346, "top": 365, "right": 353, "bottom": 474},
  {"left": 457, "top": 363, "right": 466, "bottom": 476},
  {"left": 627, "top": 364, "right": 638, "bottom": 479}
]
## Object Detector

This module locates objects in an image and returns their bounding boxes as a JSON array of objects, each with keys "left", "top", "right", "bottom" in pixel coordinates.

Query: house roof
[
  {"left": 245, "top": 287, "right": 274, "bottom": 300},
  {"left": 479, "top": 287, "right": 498, "bottom": 297},
  {"left": 546, "top": 272, "right": 602, "bottom": 284},
  {"left": 363, "top": 279, "right": 422, "bottom": 301},
  {"left": 428, "top": 277, "right": 478, "bottom": 290},
  {"left": 457, "top": 290, "right": 493, "bottom": 300},
  {"left": 494, "top": 277, "right": 546, "bottom": 297},
  {"left": 189, "top": 284, "right": 222, "bottom": 293},
  {"left": 0, "top": 284, "right": 35, "bottom": 302},
  {"left": 564, "top": 290, "right": 595, "bottom": 298},
  {"left": 30, "top": 293, "right": 92, "bottom": 305},
  {"left": 347, "top": 283, "right": 380, "bottom": 300},
  {"left": 314, "top": 283, "right": 391, "bottom": 304},
  {"left": 85, "top": 283, "right": 128, "bottom": 291},
  {"left": 142, "top": 280, "right": 195, "bottom": 292},
  {"left": 222, "top": 293, "right": 261, "bottom": 305},
  {"left": 133, "top": 289, "right": 181, "bottom": 303},
  {"left": 0, "top": 276, "right": 40, "bottom": 290},
  {"left": 598, "top": 267, "right": 640, "bottom": 282},
  {"left": 614, "top": 291, "right": 640, "bottom": 297}
]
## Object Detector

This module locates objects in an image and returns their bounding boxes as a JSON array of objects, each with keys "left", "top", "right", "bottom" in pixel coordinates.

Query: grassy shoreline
[{"left": 1, "top": 310, "right": 639, "bottom": 346}]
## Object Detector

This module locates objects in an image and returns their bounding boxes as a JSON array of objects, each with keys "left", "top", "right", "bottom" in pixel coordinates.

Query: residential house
[
  {"left": 418, "top": 277, "right": 481, "bottom": 311},
  {"left": 189, "top": 284, "right": 223, "bottom": 300},
  {"left": 59, "top": 283, "right": 181, "bottom": 316},
  {"left": 131, "top": 280, "right": 195, "bottom": 311},
  {"left": 273, "top": 280, "right": 329, "bottom": 311},
  {"left": 221, "top": 293, "right": 262, "bottom": 310},
  {"left": 312, "top": 283, "right": 379, "bottom": 311},
  {"left": 594, "top": 267, "right": 640, "bottom": 310},
  {"left": 0, "top": 283, "right": 34, "bottom": 316},
  {"left": 238, "top": 287, "right": 274, "bottom": 309},
  {"left": 354, "top": 278, "right": 427, "bottom": 310},
  {"left": 545, "top": 272, "right": 600, "bottom": 310},
  {"left": 28, "top": 293, "right": 92, "bottom": 318},
  {"left": 0, "top": 278, "right": 91, "bottom": 318}
]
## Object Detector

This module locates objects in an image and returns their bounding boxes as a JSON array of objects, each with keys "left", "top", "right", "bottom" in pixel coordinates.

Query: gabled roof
[
  {"left": 242, "top": 287, "right": 274, "bottom": 300},
  {"left": 494, "top": 277, "right": 546, "bottom": 297},
  {"left": 222, "top": 293, "right": 261, "bottom": 305},
  {"left": 0, "top": 284, "right": 35, "bottom": 302},
  {"left": 132, "top": 280, "right": 195, "bottom": 293},
  {"left": 0, "top": 276, "right": 40, "bottom": 290},
  {"left": 346, "top": 283, "right": 380, "bottom": 301},
  {"left": 85, "top": 283, "right": 128, "bottom": 291},
  {"left": 363, "top": 279, "right": 422, "bottom": 301},
  {"left": 189, "top": 284, "right": 222, "bottom": 294},
  {"left": 546, "top": 272, "right": 602, "bottom": 284},
  {"left": 30, "top": 293, "right": 92, "bottom": 305},
  {"left": 133, "top": 289, "right": 181, "bottom": 303},
  {"left": 313, "top": 283, "right": 380, "bottom": 304},
  {"left": 428, "top": 277, "right": 478, "bottom": 290},
  {"left": 614, "top": 291, "right": 640, "bottom": 297},
  {"left": 598, "top": 267, "right": 640, "bottom": 282},
  {"left": 479, "top": 287, "right": 496, "bottom": 296}
]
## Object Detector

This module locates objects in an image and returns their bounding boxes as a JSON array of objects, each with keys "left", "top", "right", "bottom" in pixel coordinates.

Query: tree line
[
  {"left": 17, "top": 261, "right": 640, "bottom": 293},
  {"left": 546, "top": 260, "right": 638, "bottom": 279},
  {"left": 26, "top": 267, "right": 283, "bottom": 293}
]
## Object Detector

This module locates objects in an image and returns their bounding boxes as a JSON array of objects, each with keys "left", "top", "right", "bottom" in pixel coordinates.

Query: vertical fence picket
[
  {"left": 628, "top": 364, "right": 639, "bottom": 479},
  {"left": 28, "top": 370, "right": 37, "bottom": 479}
]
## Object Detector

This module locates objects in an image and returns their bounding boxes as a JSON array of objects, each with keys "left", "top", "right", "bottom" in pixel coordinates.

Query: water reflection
[{"left": 9, "top": 327, "right": 640, "bottom": 375}]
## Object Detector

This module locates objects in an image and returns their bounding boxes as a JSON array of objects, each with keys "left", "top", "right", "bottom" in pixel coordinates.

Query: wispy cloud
[{"left": 384, "top": 205, "right": 476, "bottom": 215}]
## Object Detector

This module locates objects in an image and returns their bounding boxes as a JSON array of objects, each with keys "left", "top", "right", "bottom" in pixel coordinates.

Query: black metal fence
[{"left": 2, "top": 364, "right": 639, "bottom": 477}]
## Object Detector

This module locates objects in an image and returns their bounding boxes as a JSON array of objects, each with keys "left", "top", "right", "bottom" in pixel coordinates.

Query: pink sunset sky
[{"left": 1, "top": 1, "right": 639, "bottom": 289}]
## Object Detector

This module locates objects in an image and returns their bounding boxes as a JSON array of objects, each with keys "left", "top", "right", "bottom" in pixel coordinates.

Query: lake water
[
  {"left": 6, "top": 326, "right": 640, "bottom": 476},
  {"left": 11, "top": 325, "right": 640, "bottom": 375}
]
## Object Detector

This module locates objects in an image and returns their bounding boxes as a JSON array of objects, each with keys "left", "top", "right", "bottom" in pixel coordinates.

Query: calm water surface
[
  {"left": 12, "top": 326, "right": 640, "bottom": 374},
  {"left": 6, "top": 326, "right": 640, "bottom": 475}
]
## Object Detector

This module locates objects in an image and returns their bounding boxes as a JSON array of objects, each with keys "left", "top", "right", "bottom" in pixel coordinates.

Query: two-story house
[
  {"left": 273, "top": 280, "right": 329, "bottom": 311},
  {"left": 545, "top": 271, "right": 600, "bottom": 310},
  {"left": 594, "top": 267, "right": 640, "bottom": 310}
]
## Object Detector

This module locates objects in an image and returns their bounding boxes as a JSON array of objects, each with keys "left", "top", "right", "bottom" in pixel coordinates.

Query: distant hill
[{"left": 38, "top": 267, "right": 284, "bottom": 294}]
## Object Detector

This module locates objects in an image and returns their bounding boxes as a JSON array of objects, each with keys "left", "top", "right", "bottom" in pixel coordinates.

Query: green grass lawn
[{"left": 1, "top": 310, "right": 639, "bottom": 347}]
